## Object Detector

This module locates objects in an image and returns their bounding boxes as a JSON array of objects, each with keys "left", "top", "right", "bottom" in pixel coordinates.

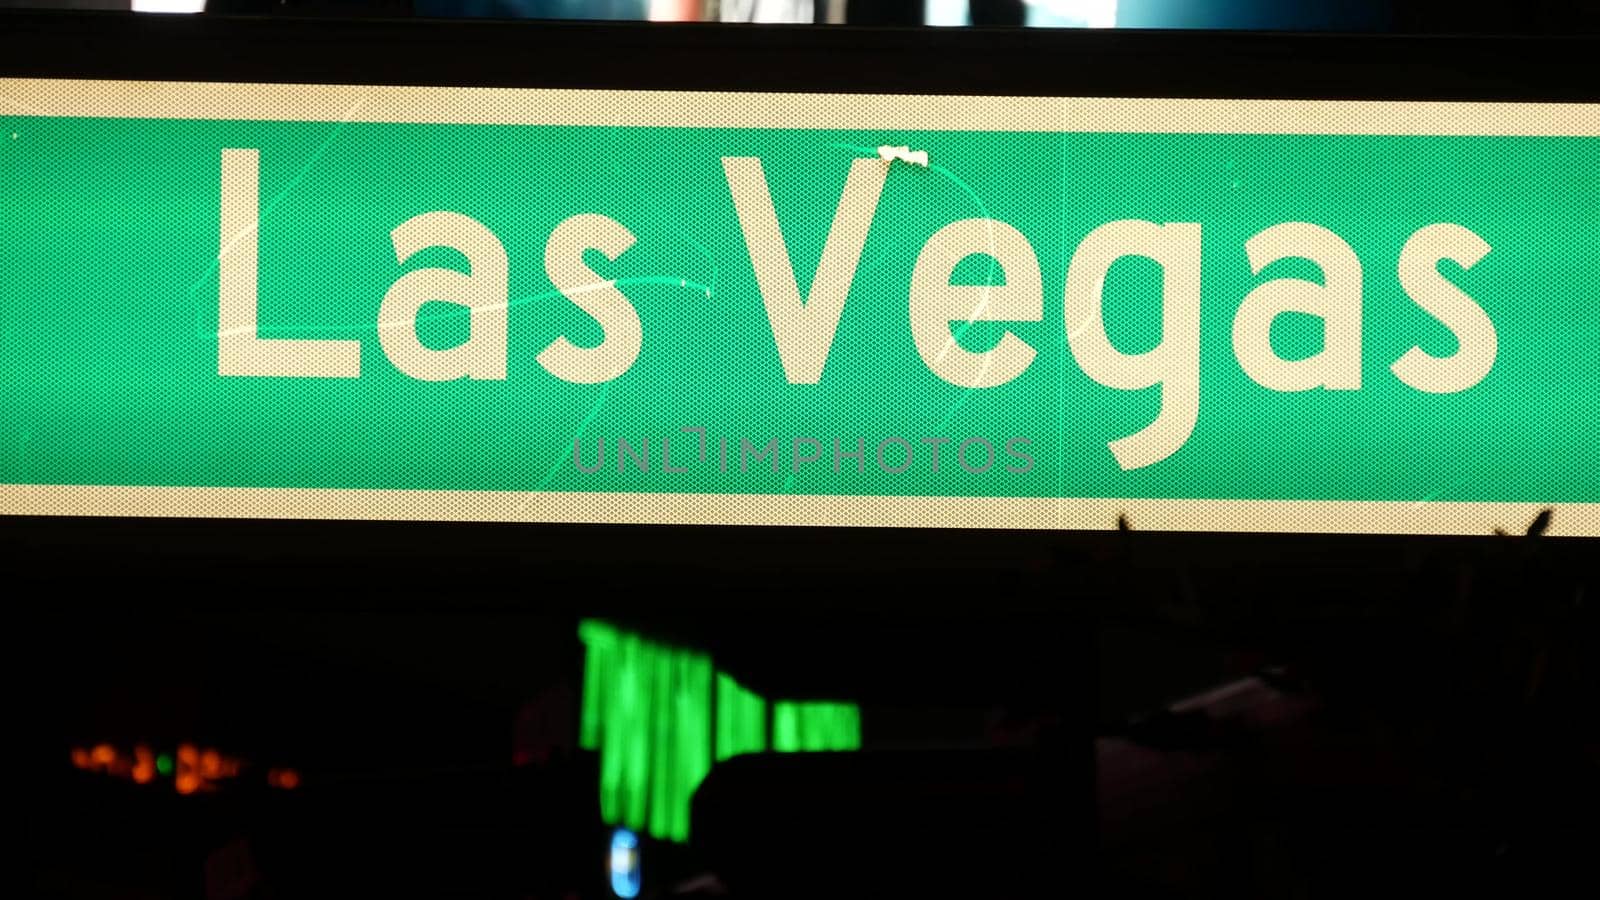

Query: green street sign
[{"left": 1, "top": 80, "right": 1596, "bottom": 534}]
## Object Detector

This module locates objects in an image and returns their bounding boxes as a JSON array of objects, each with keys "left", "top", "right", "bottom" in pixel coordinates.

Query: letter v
[{"left": 721, "top": 156, "right": 888, "bottom": 383}]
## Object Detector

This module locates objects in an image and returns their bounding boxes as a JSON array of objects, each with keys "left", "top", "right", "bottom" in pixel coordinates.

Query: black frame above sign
[{"left": 2, "top": 9, "right": 1597, "bottom": 101}]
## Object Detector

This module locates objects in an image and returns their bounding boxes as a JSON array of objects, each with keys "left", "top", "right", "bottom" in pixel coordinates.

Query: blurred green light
[
  {"left": 579, "top": 621, "right": 711, "bottom": 843},
  {"left": 772, "top": 701, "right": 862, "bottom": 752},
  {"left": 155, "top": 753, "right": 174, "bottom": 777},
  {"left": 578, "top": 620, "right": 860, "bottom": 843},
  {"left": 715, "top": 673, "right": 766, "bottom": 762}
]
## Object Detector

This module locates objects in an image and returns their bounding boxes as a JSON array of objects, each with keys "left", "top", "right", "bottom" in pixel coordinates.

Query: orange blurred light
[
  {"left": 176, "top": 743, "right": 199, "bottom": 794},
  {"left": 274, "top": 768, "right": 300, "bottom": 790},
  {"left": 76, "top": 740, "right": 250, "bottom": 793},
  {"left": 132, "top": 744, "right": 156, "bottom": 784}
]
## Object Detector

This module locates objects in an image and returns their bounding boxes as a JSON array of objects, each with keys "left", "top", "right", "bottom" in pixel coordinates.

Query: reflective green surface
[{"left": 1, "top": 117, "right": 1595, "bottom": 503}]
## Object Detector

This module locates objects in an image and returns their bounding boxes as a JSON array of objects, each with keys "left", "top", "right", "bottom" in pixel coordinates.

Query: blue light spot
[{"left": 609, "top": 827, "right": 641, "bottom": 899}]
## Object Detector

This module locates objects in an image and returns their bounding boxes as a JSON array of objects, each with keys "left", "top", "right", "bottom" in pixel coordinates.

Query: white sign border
[{"left": 1, "top": 77, "right": 1597, "bottom": 135}]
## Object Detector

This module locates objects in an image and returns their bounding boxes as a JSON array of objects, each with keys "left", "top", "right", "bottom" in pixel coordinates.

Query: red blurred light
[
  {"left": 267, "top": 767, "right": 301, "bottom": 790},
  {"left": 132, "top": 744, "right": 156, "bottom": 784},
  {"left": 72, "top": 740, "right": 253, "bottom": 793}
]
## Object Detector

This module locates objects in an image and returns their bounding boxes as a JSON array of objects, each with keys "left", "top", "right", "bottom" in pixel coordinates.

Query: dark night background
[{"left": 14, "top": 516, "right": 1596, "bottom": 897}]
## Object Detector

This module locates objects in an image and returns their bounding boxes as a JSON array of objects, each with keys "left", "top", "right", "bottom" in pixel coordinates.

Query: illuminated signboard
[{"left": 0, "top": 79, "right": 1595, "bottom": 534}]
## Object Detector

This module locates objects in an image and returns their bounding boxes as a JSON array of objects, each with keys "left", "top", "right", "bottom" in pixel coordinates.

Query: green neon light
[
  {"left": 772, "top": 701, "right": 862, "bottom": 752},
  {"left": 577, "top": 620, "right": 709, "bottom": 839},
  {"left": 155, "top": 753, "right": 174, "bottom": 777},
  {"left": 715, "top": 673, "right": 767, "bottom": 762},
  {"left": 578, "top": 620, "right": 860, "bottom": 843}
]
